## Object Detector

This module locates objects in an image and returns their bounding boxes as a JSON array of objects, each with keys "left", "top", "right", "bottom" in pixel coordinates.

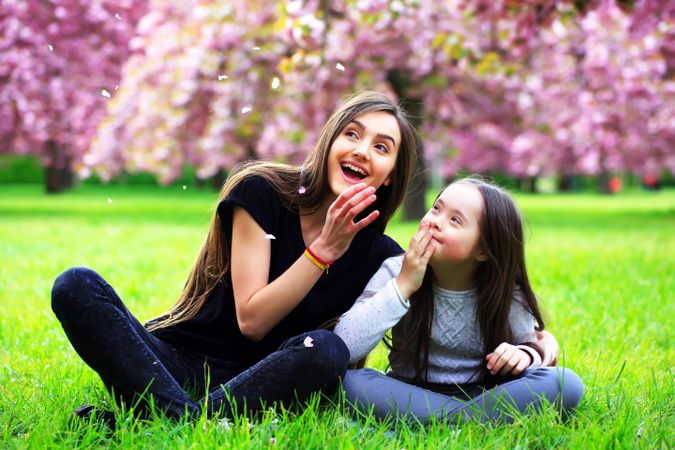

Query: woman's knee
[
  {"left": 300, "top": 330, "right": 350, "bottom": 379},
  {"left": 51, "top": 267, "right": 103, "bottom": 317}
]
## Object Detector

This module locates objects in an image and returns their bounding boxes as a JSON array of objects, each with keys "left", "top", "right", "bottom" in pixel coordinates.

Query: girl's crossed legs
[{"left": 343, "top": 367, "right": 583, "bottom": 424}]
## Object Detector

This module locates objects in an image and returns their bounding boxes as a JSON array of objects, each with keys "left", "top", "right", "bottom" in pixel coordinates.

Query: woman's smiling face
[{"left": 326, "top": 110, "right": 401, "bottom": 198}]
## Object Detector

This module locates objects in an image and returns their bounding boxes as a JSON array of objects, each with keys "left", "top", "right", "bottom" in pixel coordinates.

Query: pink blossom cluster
[
  {"left": 504, "top": 1, "right": 675, "bottom": 177},
  {"left": 0, "top": 0, "right": 147, "bottom": 171}
]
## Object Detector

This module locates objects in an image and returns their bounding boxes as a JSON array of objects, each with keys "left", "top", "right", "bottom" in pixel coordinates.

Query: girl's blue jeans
[
  {"left": 343, "top": 366, "right": 584, "bottom": 424},
  {"left": 51, "top": 267, "right": 349, "bottom": 420}
]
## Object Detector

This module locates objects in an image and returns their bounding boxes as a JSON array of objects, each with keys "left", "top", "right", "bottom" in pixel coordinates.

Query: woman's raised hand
[
  {"left": 310, "top": 183, "right": 379, "bottom": 262},
  {"left": 395, "top": 221, "right": 436, "bottom": 299}
]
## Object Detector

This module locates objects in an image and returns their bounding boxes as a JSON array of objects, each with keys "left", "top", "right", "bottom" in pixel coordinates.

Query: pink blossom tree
[
  {"left": 505, "top": 0, "right": 674, "bottom": 191},
  {"left": 88, "top": 0, "right": 563, "bottom": 216},
  {"left": 0, "top": 0, "right": 147, "bottom": 192}
]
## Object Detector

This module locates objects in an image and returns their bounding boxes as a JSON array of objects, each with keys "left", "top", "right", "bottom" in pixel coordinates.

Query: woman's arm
[{"left": 231, "top": 183, "right": 379, "bottom": 341}]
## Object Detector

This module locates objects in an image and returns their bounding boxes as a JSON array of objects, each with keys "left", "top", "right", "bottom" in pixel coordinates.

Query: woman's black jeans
[{"left": 51, "top": 267, "right": 350, "bottom": 420}]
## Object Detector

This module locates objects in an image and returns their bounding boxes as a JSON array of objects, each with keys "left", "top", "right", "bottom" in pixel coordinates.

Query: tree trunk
[
  {"left": 387, "top": 70, "right": 427, "bottom": 221},
  {"left": 210, "top": 169, "right": 226, "bottom": 191},
  {"left": 44, "top": 141, "right": 73, "bottom": 193},
  {"left": 558, "top": 174, "right": 575, "bottom": 191},
  {"left": 597, "top": 172, "right": 611, "bottom": 194},
  {"left": 519, "top": 176, "right": 538, "bottom": 193}
]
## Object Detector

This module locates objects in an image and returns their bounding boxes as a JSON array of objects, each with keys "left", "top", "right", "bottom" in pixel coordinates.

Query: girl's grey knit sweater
[{"left": 335, "top": 255, "right": 540, "bottom": 384}]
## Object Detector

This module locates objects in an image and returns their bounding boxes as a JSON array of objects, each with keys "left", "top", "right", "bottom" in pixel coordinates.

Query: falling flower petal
[
  {"left": 115, "top": 13, "right": 122, "bottom": 20},
  {"left": 303, "top": 336, "right": 314, "bottom": 347},
  {"left": 48, "top": 44, "right": 54, "bottom": 51},
  {"left": 115, "top": 85, "right": 119, "bottom": 90},
  {"left": 271, "top": 77, "right": 280, "bottom": 89},
  {"left": 336, "top": 62, "right": 345, "bottom": 71},
  {"left": 107, "top": 198, "right": 113, "bottom": 204},
  {"left": 182, "top": 185, "right": 187, "bottom": 190},
  {"left": 241, "top": 106, "right": 252, "bottom": 114},
  {"left": 252, "top": 46, "right": 261, "bottom": 51},
  {"left": 218, "top": 418, "right": 232, "bottom": 431},
  {"left": 298, "top": 185, "right": 306, "bottom": 194},
  {"left": 217, "top": 74, "right": 228, "bottom": 81},
  {"left": 265, "top": 234, "right": 276, "bottom": 240},
  {"left": 101, "top": 89, "right": 111, "bottom": 98}
]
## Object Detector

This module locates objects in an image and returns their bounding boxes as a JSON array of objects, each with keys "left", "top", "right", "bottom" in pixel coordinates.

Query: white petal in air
[
  {"left": 182, "top": 185, "right": 187, "bottom": 190},
  {"left": 264, "top": 234, "right": 276, "bottom": 240},
  {"left": 217, "top": 74, "right": 228, "bottom": 81},
  {"left": 252, "top": 46, "right": 261, "bottom": 51},
  {"left": 48, "top": 44, "right": 54, "bottom": 51},
  {"left": 218, "top": 418, "right": 232, "bottom": 431},
  {"left": 271, "top": 77, "right": 280, "bottom": 89},
  {"left": 303, "top": 336, "right": 314, "bottom": 347},
  {"left": 298, "top": 185, "right": 307, "bottom": 194},
  {"left": 107, "top": 198, "right": 113, "bottom": 204},
  {"left": 241, "top": 106, "right": 252, "bottom": 114},
  {"left": 101, "top": 89, "right": 111, "bottom": 98},
  {"left": 336, "top": 62, "right": 345, "bottom": 71},
  {"left": 115, "top": 13, "right": 122, "bottom": 20}
]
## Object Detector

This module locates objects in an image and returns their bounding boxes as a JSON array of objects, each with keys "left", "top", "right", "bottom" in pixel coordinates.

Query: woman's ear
[
  {"left": 383, "top": 177, "right": 391, "bottom": 186},
  {"left": 475, "top": 249, "right": 488, "bottom": 262}
]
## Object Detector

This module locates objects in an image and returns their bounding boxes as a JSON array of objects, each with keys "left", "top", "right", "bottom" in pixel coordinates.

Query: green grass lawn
[{"left": 1, "top": 183, "right": 673, "bottom": 449}]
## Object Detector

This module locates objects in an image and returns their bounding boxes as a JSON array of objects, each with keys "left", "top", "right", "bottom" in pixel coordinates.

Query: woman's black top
[{"left": 152, "top": 175, "right": 402, "bottom": 365}]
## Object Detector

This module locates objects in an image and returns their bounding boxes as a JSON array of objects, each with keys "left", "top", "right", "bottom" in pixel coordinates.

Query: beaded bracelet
[{"left": 304, "top": 247, "right": 334, "bottom": 273}]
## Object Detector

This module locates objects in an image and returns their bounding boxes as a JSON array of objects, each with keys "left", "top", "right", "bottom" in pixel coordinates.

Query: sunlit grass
[{"left": 1, "top": 183, "right": 673, "bottom": 448}]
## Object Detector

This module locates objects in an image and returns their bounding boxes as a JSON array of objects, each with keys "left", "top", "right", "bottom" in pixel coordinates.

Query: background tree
[
  {"left": 0, "top": 0, "right": 147, "bottom": 192},
  {"left": 6, "top": 1, "right": 670, "bottom": 198},
  {"left": 505, "top": 0, "right": 674, "bottom": 191},
  {"left": 88, "top": 0, "right": 567, "bottom": 216}
]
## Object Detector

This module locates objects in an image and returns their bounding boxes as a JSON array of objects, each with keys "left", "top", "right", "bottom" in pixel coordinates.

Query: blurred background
[{"left": 1, "top": 0, "right": 673, "bottom": 218}]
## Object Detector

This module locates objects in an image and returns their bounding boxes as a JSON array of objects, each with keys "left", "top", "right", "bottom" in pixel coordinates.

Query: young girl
[
  {"left": 51, "top": 91, "right": 421, "bottom": 423},
  {"left": 335, "top": 177, "right": 584, "bottom": 423}
]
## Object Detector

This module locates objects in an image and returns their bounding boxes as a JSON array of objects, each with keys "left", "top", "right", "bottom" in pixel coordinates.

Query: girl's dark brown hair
[
  {"left": 147, "top": 91, "right": 420, "bottom": 331},
  {"left": 392, "top": 176, "right": 545, "bottom": 385}
]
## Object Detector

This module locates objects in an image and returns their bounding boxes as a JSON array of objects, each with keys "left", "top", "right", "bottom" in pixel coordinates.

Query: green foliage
[
  {"left": 0, "top": 184, "right": 673, "bottom": 448},
  {"left": 0, "top": 155, "right": 44, "bottom": 183}
]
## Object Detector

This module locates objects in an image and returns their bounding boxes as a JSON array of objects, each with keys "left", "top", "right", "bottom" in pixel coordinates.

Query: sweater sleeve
[
  {"left": 334, "top": 256, "right": 409, "bottom": 364},
  {"left": 509, "top": 290, "right": 541, "bottom": 368}
]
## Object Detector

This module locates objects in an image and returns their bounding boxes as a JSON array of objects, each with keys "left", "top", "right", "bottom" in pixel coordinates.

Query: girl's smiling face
[
  {"left": 424, "top": 182, "right": 487, "bottom": 267},
  {"left": 326, "top": 111, "right": 401, "bottom": 198}
]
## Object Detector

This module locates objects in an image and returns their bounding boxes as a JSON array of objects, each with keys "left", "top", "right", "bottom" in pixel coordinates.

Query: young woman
[
  {"left": 51, "top": 91, "right": 420, "bottom": 422},
  {"left": 335, "top": 177, "right": 584, "bottom": 424}
]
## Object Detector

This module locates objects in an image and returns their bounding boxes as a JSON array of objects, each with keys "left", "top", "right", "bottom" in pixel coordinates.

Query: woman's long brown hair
[
  {"left": 392, "top": 177, "right": 545, "bottom": 385},
  {"left": 147, "top": 91, "right": 420, "bottom": 331}
]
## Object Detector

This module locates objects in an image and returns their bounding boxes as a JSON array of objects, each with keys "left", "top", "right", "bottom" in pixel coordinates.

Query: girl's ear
[
  {"left": 475, "top": 249, "right": 488, "bottom": 262},
  {"left": 383, "top": 177, "right": 391, "bottom": 186}
]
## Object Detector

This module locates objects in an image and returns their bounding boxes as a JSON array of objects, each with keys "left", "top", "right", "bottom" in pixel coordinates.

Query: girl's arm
[
  {"left": 231, "top": 183, "right": 379, "bottom": 341},
  {"left": 334, "top": 257, "right": 407, "bottom": 364},
  {"left": 487, "top": 293, "right": 543, "bottom": 375},
  {"left": 335, "top": 221, "right": 437, "bottom": 363}
]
